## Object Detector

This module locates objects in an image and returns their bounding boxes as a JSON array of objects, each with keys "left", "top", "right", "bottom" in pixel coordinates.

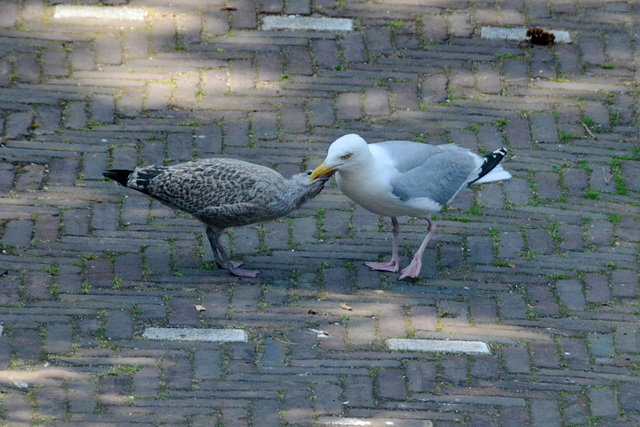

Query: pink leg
[
  {"left": 399, "top": 220, "right": 436, "bottom": 280},
  {"left": 366, "top": 217, "right": 401, "bottom": 273},
  {"left": 207, "top": 227, "right": 259, "bottom": 278}
]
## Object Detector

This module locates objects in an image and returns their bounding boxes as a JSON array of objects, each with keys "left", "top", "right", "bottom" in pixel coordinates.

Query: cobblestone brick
[
  {"left": 251, "top": 399, "right": 281, "bottom": 427},
  {"left": 440, "top": 355, "right": 468, "bottom": 385},
  {"left": 377, "top": 368, "right": 407, "bottom": 400},
  {"left": 3, "top": 393, "right": 33, "bottom": 425},
  {"left": 502, "top": 346, "right": 530, "bottom": 373},
  {"left": 588, "top": 332, "right": 615, "bottom": 357},
  {"left": 365, "top": 87, "right": 391, "bottom": 116},
  {"left": 314, "top": 383, "right": 342, "bottom": 414},
  {"left": 589, "top": 387, "right": 618, "bottom": 417},
  {"left": 5, "top": 111, "right": 34, "bottom": 139},
  {"left": 421, "top": 15, "right": 447, "bottom": 42},
  {"left": 285, "top": 45, "right": 313, "bottom": 75},
  {"left": 611, "top": 269, "right": 638, "bottom": 298},
  {"left": 345, "top": 375, "right": 375, "bottom": 407},
  {"left": 106, "top": 309, "right": 133, "bottom": 339},
  {"left": 312, "top": 39, "right": 339, "bottom": 69},
  {"left": 337, "top": 92, "right": 362, "bottom": 120},
  {"left": 45, "top": 323, "right": 72, "bottom": 354},
  {"left": 68, "top": 381, "right": 97, "bottom": 413},
  {"left": 366, "top": 27, "right": 393, "bottom": 55}
]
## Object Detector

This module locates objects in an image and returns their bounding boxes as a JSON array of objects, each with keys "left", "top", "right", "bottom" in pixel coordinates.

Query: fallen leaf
[
  {"left": 508, "top": 263, "right": 516, "bottom": 268},
  {"left": 194, "top": 305, "right": 206, "bottom": 312},
  {"left": 309, "top": 329, "right": 329, "bottom": 338},
  {"left": 340, "top": 302, "right": 352, "bottom": 311},
  {"left": 372, "top": 290, "right": 384, "bottom": 294}
]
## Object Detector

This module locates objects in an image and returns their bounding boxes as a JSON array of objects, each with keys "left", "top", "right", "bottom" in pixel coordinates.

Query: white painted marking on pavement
[
  {"left": 387, "top": 338, "right": 491, "bottom": 354},
  {"left": 481, "top": 26, "right": 571, "bottom": 43},
  {"left": 53, "top": 6, "right": 147, "bottom": 21},
  {"left": 143, "top": 327, "right": 247, "bottom": 342},
  {"left": 263, "top": 16, "right": 353, "bottom": 32}
]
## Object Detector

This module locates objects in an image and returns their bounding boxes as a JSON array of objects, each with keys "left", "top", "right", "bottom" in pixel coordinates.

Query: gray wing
[
  {"left": 378, "top": 142, "right": 478, "bottom": 206},
  {"left": 138, "top": 158, "right": 287, "bottom": 222}
]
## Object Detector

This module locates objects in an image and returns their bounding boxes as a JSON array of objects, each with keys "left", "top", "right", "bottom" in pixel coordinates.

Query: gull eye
[
  {"left": 306, "top": 171, "right": 312, "bottom": 175},
  {"left": 340, "top": 152, "right": 352, "bottom": 160}
]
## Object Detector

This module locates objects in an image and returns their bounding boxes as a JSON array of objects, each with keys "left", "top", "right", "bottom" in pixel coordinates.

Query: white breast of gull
[{"left": 104, "top": 157, "right": 333, "bottom": 278}]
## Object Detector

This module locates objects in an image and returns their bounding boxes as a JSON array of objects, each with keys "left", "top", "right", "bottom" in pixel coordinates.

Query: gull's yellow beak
[{"left": 309, "top": 161, "right": 335, "bottom": 181}]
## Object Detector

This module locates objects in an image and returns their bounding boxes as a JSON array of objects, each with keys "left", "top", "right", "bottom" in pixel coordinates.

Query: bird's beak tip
[{"left": 309, "top": 162, "right": 335, "bottom": 182}]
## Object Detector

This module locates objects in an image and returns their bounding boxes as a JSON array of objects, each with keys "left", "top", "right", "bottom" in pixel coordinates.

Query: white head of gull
[
  {"left": 310, "top": 134, "right": 512, "bottom": 280},
  {"left": 105, "top": 158, "right": 331, "bottom": 278}
]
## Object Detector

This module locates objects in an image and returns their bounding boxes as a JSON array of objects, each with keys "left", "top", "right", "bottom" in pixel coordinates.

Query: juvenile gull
[
  {"left": 310, "top": 134, "right": 511, "bottom": 280},
  {"left": 104, "top": 158, "right": 333, "bottom": 278}
]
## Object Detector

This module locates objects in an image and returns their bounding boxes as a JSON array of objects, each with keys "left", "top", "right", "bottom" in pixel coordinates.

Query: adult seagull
[{"left": 310, "top": 134, "right": 511, "bottom": 280}]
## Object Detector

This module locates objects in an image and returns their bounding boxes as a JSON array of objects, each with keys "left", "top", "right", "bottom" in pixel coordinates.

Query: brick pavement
[{"left": 0, "top": 0, "right": 639, "bottom": 425}]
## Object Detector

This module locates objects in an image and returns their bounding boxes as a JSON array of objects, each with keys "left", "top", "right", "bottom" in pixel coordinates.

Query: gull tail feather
[{"left": 469, "top": 148, "right": 512, "bottom": 185}]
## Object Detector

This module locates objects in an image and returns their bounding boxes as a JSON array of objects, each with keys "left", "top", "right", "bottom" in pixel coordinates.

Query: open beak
[{"left": 309, "top": 161, "right": 337, "bottom": 182}]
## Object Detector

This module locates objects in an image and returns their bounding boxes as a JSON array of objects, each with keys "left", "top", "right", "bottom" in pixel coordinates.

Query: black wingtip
[
  {"left": 468, "top": 148, "right": 508, "bottom": 185},
  {"left": 103, "top": 169, "right": 132, "bottom": 187}
]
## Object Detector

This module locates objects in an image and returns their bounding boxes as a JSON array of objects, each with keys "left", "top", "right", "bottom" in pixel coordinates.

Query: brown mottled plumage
[{"left": 104, "top": 158, "right": 332, "bottom": 278}]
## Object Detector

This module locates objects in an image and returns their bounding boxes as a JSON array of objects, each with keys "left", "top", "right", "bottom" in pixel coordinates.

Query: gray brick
[
  {"left": 3, "top": 393, "right": 32, "bottom": 425},
  {"left": 611, "top": 269, "right": 638, "bottom": 298},
  {"left": 314, "top": 383, "right": 342, "bottom": 414},
  {"left": 292, "top": 217, "right": 316, "bottom": 244},
  {"left": 45, "top": 323, "right": 72, "bottom": 354},
  {"left": 41, "top": 47, "right": 68, "bottom": 77},
  {"left": 343, "top": 33, "right": 365, "bottom": 63},
  {"left": 0, "top": 0, "right": 18, "bottom": 27},
  {"left": 3, "top": 219, "right": 33, "bottom": 247},
  {"left": 619, "top": 383, "right": 640, "bottom": 411},
  {"left": 407, "top": 361, "right": 436, "bottom": 392},
  {"left": 203, "top": 7, "right": 229, "bottom": 35},
  {"left": 345, "top": 375, "right": 375, "bottom": 407},
  {"left": 535, "top": 172, "right": 562, "bottom": 199},
  {"left": 421, "top": 15, "right": 447, "bottom": 42},
  {"left": 467, "top": 236, "right": 494, "bottom": 264},
  {"left": 588, "top": 333, "right": 615, "bottom": 357},
  {"left": 14, "top": 329, "right": 42, "bottom": 362},
  {"left": 312, "top": 39, "right": 339, "bottom": 69},
  {"left": 95, "top": 34, "right": 122, "bottom": 65},
  {"left": 377, "top": 368, "right": 407, "bottom": 400},
  {"left": 133, "top": 366, "right": 161, "bottom": 396},
  {"left": 285, "top": 0, "right": 310, "bottom": 14},
  {"left": 5, "top": 111, "right": 34, "bottom": 139},
  {"left": 105, "top": 310, "right": 133, "bottom": 339},
  {"left": 366, "top": 26, "right": 392, "bottom": 55},
  {"left": 502, "top": 346, "right": 530, "bottom": 374},
  {"left": 531, "top": 399, "right": 561, "bottom": 427},
  {"left": 585, "top": 273, "right": 610, "bottom": 303},
  {"left": 337, "top": 92, "right": 362, "bottom": 120},
  {"left": 230, "top": 0, "right": 257, "bottom": 29},
  {"left": 530, "top": 341, "right": 560, "bottom": 368},
  {"left": 251, "top": 399, "right": 281, "bottom": 427},
  {"left": 36, "top": 386, "right": 66, "bottom": 419},
  {"left": 0, "top": 58, "right": 10, "bottom": 87},
  {"left": 14, "top": 52, "right": 40, "bottom": 83},
  {"left": 285, "top": 45, "right": 312, "bottom": 75},
  {"left": 556, "top": 279, "right": 586, "bottom": 311},
  {"left": 365, "top": 87, "right": 390, "bottom": 116},
  {"left": 151, "top": 19, "right": 177, "bottom": 52},
  {"left": 589, "top": 387, "right": 618, "bottom": 417}
]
